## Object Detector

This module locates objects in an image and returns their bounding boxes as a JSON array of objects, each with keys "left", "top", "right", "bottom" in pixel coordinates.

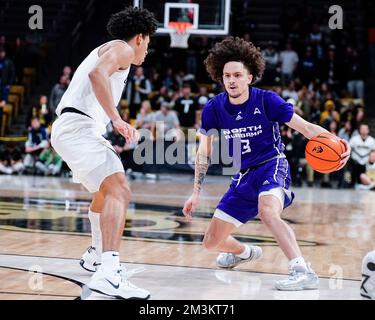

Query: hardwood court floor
[{"left": 0, "top": 175, "right": 373, "bottom": 300}]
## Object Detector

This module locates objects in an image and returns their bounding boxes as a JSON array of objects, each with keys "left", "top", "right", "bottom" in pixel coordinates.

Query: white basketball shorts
[{"left": 51, "top": 112, "right": 124, "bottom": 193}]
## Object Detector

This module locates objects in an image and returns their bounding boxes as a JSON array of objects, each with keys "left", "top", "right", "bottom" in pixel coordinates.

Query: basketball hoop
[{"left": 168, "top": 22, "right": 192, "bottom": 49}]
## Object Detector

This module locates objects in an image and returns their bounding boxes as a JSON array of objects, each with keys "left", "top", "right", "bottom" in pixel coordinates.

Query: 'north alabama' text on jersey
[{"left": 200, "top": 87, "right": 294, "bottom": 170}]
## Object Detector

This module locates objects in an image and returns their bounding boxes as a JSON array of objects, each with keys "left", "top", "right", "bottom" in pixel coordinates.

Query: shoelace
[
  {"left": 117, "top": 266, "right": 146, "bottom": 287},
  {"left": 286, "top": 269, "right": 302, "bottom": 280},
  {"left": 220, "top": 253, "right": 236, "bottom": 265}
]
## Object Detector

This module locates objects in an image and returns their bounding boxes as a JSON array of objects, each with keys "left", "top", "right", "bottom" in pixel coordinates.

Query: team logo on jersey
[
  {"left": 254, "top": 108, "right": 261, "bottom": 115},
  {"left": 235, "top": 112, "right": 243, "bottom": 121}
]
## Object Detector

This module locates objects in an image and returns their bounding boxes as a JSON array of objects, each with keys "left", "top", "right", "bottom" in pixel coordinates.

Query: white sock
[
  {"left": 289, "top": 256, "right": 307, "bottom": 270},
  {"left": 237, "top": 244, "right": 251, "bottom": 259},
  {"left": 101, "top": 251, "right": 120, "bottom": 273},
  {"left": 88, "top": 210, "right": 102, "bottom": 254}
]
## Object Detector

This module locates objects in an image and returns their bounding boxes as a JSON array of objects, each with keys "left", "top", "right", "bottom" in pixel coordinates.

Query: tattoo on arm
[{"left": 194, "top": 153, "right": 210, "bottom": 194}]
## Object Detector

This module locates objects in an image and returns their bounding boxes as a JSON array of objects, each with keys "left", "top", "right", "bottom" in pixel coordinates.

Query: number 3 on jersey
[{"left": 241, "top": 140, "right": 251, "bottom": 154}]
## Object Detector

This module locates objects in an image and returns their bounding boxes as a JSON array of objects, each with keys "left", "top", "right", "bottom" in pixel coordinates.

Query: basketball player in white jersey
[{"left": 51, "top": 7, "right": 158, "bottom": 299}]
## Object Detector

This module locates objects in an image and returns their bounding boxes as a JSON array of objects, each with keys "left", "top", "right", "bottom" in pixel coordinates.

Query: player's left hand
[{"left": 336, "top": 139, "right": 351, "bottom": 171}]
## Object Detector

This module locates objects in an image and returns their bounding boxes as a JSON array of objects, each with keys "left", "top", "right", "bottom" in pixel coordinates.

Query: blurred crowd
[{"left": 1, "top": 16, "right": 374, "bottom": 190}]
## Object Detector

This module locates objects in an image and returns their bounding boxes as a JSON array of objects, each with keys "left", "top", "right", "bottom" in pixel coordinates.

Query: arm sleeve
[
  {"left": 263, "top": 91, "right": 294, "bottom": 124},
  {"left": 199, "top": 99, "right": 219, "bottom": 136}
]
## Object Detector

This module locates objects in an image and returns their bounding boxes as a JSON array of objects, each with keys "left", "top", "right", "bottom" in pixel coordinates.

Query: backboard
[{"left": 133, "top": 0, "right": 231, "bottom": 35}]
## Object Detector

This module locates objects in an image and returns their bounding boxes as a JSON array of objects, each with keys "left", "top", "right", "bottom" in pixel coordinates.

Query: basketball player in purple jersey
[{"left": 183, "top": 37, "right": 351, "bottom": 290}]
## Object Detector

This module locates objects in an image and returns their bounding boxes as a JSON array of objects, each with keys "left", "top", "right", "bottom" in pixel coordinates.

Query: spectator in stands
[
  {"left": 12, "top": 37, "right": 27, "bottom": 84},
  {"left": 62, "top": 65, "right": 73, "bottom": 80},
  {"left": 151, "top": 86, "right": 171, "bottom": 110},
  {"left": 299, "top": 46, "right": 318, "bottom": 85},
  {"left": 162, "top": 68, "right": 177, "bottom": 90},
  {"left": 35, "top": 145, "right": 63, "bottom": 176},
  {"left": 320, "top": 99, "right": 340, "bottom": 128},
  {"left": 279, "top": 42, "right": 299, "bottom": 85},
  {"left": 149, "top": 68, "right": 163, "bottom": 91},
  {"left": 0, "top": 144, "right": 12, "bottom": 175},
  {"left": 349, "top": 123, "right": 375, "bottom": 186},
  {"left": 174, "top": 83, "right": 199, "bottom": 131},
  {"left": 197, "top": 86, "right": 210, "bottom": 101},
  {"left": 308, "top": 98, "right": 321, "bottom": 124},
  {"left": 338, "top": 120, "right": 355, "bottom": 142},
  {"left": 24, "top": 117, "right": 49, "bottom": 171},
  {"left": 282, "top": 80, "right": 299, "bottom": 101},
  {"left": 154, "top": 101, "right": 181, "bottom": 141},
  {"left": 135, "top": 100, "right": 155, "bottom": 140},
  {"left": 358, "top": 150, "right": 375, "bottom": 190},
  {"left": 27, "top": 95, "right": 52, "bottom": 128},
  {"left": 355, "top": 107, "right": 365, "bottom": 129},
  {"left": 329, "top": 120, "right": 339, "bottom": 135},
  {"left": 308, "top": 24, "right": 324, "bottom": 60},
  {"left": 262, "top": 41, "right": 279, "bottom": 85},
  {"left": 346, "top": 49, "right": 365, "bottom": 99},
  {"left": 0, "top": 143, "right": 24, "bottom": 175},
  {"left": 49, "top": 75, "right": 69, "bottom": 116},
  {"left": 121, "top": 108, "right": 131, "bottom": 124},
  {"left": 322, "top": 45, "right": 341, "bottom": 91},
  {"left": 126, "top": 66, "right": 152, "bottom": 118},
  {"left": 340, "top": 101, "right": 356, "bottom": 124},
  {"left": 0, "top": 48, "right": 16, "bottom": 101}
]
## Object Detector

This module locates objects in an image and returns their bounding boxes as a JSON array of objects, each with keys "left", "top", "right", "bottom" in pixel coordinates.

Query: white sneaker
[
  {"left": 87, "top": 266, "right": 150, "bottom": 300},
  {"left": 80, "top": 246, "right": 101, "bottom": 272},
  {"left": 216, "top": 245, "right": 263, "bottom": 268},
  {"left": 275, "top": 264, "right": 319, "bottom": 291},
  {"left": 361, "top": 250, "right": 375, "bottom": 299}
]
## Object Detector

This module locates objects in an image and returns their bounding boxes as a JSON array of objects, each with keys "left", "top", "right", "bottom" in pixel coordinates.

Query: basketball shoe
[
  {"left": 275, "top": 263, "right": 319, "bottom": 291},
  {"left": 361, "top": 250, "right": 375, "bottom": 299},
  {"left": 216, "top": 245, "right": 262, "bottom": 268},
  {"left": 87, "top": 266, "right": 150, "bottom": 300},
  {"left": 80, "top": 246, "right": 101, "bottom": 272}
]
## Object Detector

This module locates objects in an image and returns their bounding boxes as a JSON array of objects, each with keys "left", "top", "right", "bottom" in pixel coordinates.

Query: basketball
[{"left": 305, "top": 132, "right": 345, "bottom": 173}]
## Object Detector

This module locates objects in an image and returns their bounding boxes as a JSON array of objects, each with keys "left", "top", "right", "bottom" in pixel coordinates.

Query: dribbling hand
[{"left": 113, "top": 118, "right": 139, "bottom": 144}]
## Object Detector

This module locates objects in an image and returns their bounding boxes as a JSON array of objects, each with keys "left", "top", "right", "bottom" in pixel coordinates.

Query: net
[{"left": 168, "top": 22, "right": 193, "bottom": 48}]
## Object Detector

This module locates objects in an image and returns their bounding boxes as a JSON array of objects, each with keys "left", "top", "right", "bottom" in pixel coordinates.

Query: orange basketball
[{"left": 305, "top": 132, "right": 345, "bottom": 173}]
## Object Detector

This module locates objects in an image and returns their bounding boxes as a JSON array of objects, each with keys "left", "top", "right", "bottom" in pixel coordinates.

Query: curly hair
[
  {"left": 107, "top": 6, "right": 158, "bottom": 41},
  {"left": 204, "top": 37, "right": 265, "bottom": 84}
]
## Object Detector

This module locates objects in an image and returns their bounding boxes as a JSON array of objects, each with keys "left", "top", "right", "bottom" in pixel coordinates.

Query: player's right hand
[
  {"left": 113, "top": 118, "right": 139, "bottom": 144},
  {"left": 182, "top": 193, "right": 199, "bottom": 222}
]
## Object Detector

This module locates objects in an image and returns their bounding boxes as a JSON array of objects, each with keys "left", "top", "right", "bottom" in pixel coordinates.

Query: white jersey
[{"left": 56, "top": 41, "right": 130, "bottom": 134}]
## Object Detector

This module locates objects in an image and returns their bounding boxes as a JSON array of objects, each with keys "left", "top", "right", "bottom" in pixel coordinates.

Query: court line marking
[
  {"left": 0, "top": 186, "right": 364, "bottom": 205},
  {"left": 0, "top": 253, "right": 361, "bottom": 282},
  {"left": 0, "top": 226, "right": 321, "bottom": 247}
]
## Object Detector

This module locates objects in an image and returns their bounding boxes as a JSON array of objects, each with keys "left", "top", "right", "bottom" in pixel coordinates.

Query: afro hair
[
  {"left": 107, "top": 6, "right": 158, "bottom": 41},
  {"left": 204, "top": 37, "right": 265, "bottom": 84}
]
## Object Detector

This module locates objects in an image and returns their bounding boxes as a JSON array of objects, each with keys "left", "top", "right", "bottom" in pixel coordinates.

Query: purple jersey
[{"left": 200, "top": 87, "right": 294, "bottom": 170}]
